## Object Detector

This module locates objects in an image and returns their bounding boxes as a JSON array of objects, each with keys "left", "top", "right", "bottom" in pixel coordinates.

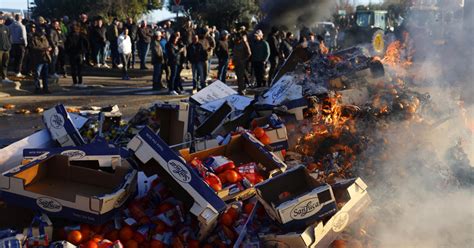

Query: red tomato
[
  {"left": 259, "top": 134, "right": 271, "bottom": 145},
  {"left": 243, "top": 203, "right": 255, "bottom": 215},
  {"left": 67, "top": 230, "right": 83, "bottom": 245},
  {"left": 217, "top": 172, "right": 228, "bottom": 184},
  {"left": 154, "top": 220, "right": 168, "bottom": 234},
  {"left": 219, "top": 212, "right": 234, "bottom": 227},
  {"left": 133, "top": 232, "right": 145, "bottom": 244},
  {"left": 253, "top": 127, "right": 265, "bottom": 138},
  {"left": 150, "top": 240, "right": 165, "bottom": 248},
  {"left": 226, "top": 207, "right": 239, "bottom": 221},
  {"left": 205, "top": 174, "right": 222, "bottom": 192},
  {"left": 188, "top": 239, "right": 200, "bottom": 248},
  {"left": 225, "top": 170, "right": 241, "bottom": 184},
  {"left": 82, "top": 240, "right": 98, "bottom": 248}
]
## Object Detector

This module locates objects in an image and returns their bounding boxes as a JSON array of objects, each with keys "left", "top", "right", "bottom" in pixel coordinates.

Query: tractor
[{"left": 339, "top": 6, "right": 396, "bottom": 56}]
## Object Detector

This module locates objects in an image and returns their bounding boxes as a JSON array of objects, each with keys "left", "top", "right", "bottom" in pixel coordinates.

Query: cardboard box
[
  {"left": 180, "top": 133, "right": 287, "bottom": 201},
  {"left": 23, "top": 142, "right": 126, "bottom": 169},
  {"left": 255, "top": 165, "right": 337, "bottom": 230},
  {"left": 199, "top": 94, "right": 253, "bottom": 113},
  {"left": 190, "top": 80, "right": 237, "bottom": 105},
  {"left": 260, "top": 178, "right": 371, "bottom": 248},
  {"left": 0, "top": 154, "right": 137, "bottom": 224},
  {"left": 127, "top": 127, "right": 226, "bottom": 240},
  {"left": 152, "top": 101, "right": 190, "bottom": 146},
  {"left": 43, "top": 104, "right": 86, "bottom": 147},
  {"left": 0, "top": 114, "right": 88, "bottom": 173},
  {"left": 253, "top": 116, "right": 289, "bottom": 152}
]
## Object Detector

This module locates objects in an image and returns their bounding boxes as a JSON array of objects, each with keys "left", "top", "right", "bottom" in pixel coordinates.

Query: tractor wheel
[{"left": 371, "top": 29, "right": 386, "bottom": 56}]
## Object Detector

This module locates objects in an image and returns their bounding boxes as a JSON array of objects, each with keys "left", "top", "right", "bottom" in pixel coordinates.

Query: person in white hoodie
[{"left": 117, "top": 28, "right": 132, "bottom": 80}]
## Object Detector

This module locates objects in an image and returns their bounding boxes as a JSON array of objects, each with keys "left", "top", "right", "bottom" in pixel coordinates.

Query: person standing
[
  {"left": 107, "top": 18, "right": 121, "bottom": 68},
  {"left": 204, "top": 28, "right": 215, "bottom": 80},
  {"left": 125, "top": 17, "right": 138, "bottom": 69},
  {"left": 251, "top": 30, "right": 270, "bottom": 88},
  {"left": 280, "top": 32, "right": 294, "bottom": 61},
  {"left": 165, "top": 33, "right": 183, "bottom": 95},
  {"left": 267, "top": 27, "right": 281, "bottom": 85},
  {"left": 137, "top": 21, "right": 153, "bottom": 70},
  {"left": 232, "top": 33, "right": 251, "bottom": 95},
  {"left": 65, "top": 24, "right": 88, "bottom": 87},
  {"left": 159, "top": 32, "right": 170, "bottom": 87},
  {"left": 91, "top": 17, "right": 108, "bottom": 68},
  {"left": 50, "top": 20, "right": 66, "bottom": 78},
  {"left": 150, "top": 31, "right": 165, "bottom": 91},
  {"left": 30, "top": 27, "right": 52, "bottom": 94},
  {"left": 117, "top": 28, "right": 132, "bottom": 80},
  {"left": 187, "top": 34, "right": 206, "bottom": 92},
  {"left": 0, "top": 16, "right": 12, "bottom": 83},
  {"left": 216, "top": 30, "right": 230, "bottom": 83},
  {"left": 9, "top": 14, "right": 27, "bottom": 78}
]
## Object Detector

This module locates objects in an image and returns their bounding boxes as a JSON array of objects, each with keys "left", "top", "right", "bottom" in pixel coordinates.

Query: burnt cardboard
[
  {"left": 0, "top": 114, "right": 88, "bottom": 173},
  {"left": 43, "top": 104, "right": 86, "bottom": 147},
  {"left": 260, "top": 178, "right": 371, "bottom": 248},
  {"left": 255, "top": 165, "right": 337, "bottom": 230},
  {"left": 195, "top": 102, "right": 233, "bottom": 138},
  {"left": 0, "top": 154, "right": 137, "bottom": 224},
  {"left": 127, "top": 127, "right": 226, "bottom": 240}
]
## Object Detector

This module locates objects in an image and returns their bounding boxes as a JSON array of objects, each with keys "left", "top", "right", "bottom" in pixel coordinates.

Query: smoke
[
  {"left": 358, "top": 1, "right": 474, "bottom": 247},
  {"left": 259, "top": 0, "right": 336, "bottom": 30}
]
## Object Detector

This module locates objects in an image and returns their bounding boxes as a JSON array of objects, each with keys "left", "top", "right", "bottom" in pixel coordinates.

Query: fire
[{"left": 381, "top": 41, "right": 413, "bottom": 68}]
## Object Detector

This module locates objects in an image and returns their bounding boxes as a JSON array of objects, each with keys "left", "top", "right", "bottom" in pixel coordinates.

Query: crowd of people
[{"left": 0, "top": 12, "right": 329, "bottom": 95}]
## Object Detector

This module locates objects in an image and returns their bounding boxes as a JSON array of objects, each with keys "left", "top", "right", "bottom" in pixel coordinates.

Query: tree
[
  {"left": 170, "top": 0, "right": 260, "bottom": 29},
  {"left": 32, "top": 0, "right": 163, "bottom": 20}
]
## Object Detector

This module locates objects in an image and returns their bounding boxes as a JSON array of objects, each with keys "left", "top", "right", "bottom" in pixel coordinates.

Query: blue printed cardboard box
[
  {"left": 255, "top": 165, "right": 338, "bottom": 231},
  {"left": 43, "top": 104, "right": 86, "bottom": 147},
  {"left": 0, "top": 153, "right": 137, "bottom": 224},
  {"left": 126, "top": 127, "right": 227, "bottom": 240}
]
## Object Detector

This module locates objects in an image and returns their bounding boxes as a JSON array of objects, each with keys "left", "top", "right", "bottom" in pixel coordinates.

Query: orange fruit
[
  {"left": 105, "top": 230, "right": 119, "bottom": 241},
  {"left": 150, "top": 240, "right": 165, "bottom": 248},
  {"left": 243, "top": 203, "right": 255, "bottom": 215},
  {"left": 83, "top": 240, "right": 98, "bottom": 248},
  {"left": 80, "top": 224, "right": 92, "bottom": 241},
  {"left": 332, "top": 240, "right": 346, "bottom": 248},
  {"left": 226, "top": 207, "right": 239, "bottom": 221},
  {"left": 133, "top": 232, "right": 146, "bottom": 244},
  {"left": 253, "top": 127, "right": 265, "bottom": 138},
  {"left": 67, "top": 230, "right": 83, "bottom": 245},
  {"left": 217, "top": 172, "right": 228, "bottom": 184},
  {"left": 225, "top": 170, "right": 240, "bottom": 184},
  {"left": 119, "top": 226, "right": 134, "bottom": 242},
  {"left": 219, "top": 212, "right": 234, "bottom": 227},
  {"left": 124, "top": 239, "right": 139, "bottom": 248},
  {"left": 187, "top": 239, "right": 200, "bottom": 248},
  {"left": 154, "top": 220, "right": 168, "bottom": 234},
  {"left": 259, "top": 134, "right": 271, "bottom": 145},
  {"left": 91, "top": 234, "right": 103, "bottom": 243}
]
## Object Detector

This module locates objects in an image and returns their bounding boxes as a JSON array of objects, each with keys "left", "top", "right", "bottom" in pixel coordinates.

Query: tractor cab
[{"left": 355, "top": 10, "right": 389, "bottom": 31}]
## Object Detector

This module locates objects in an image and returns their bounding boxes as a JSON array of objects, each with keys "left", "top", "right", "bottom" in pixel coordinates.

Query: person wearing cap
[
  {"left": 30, "top": 27, "right": 52, "bottom": 94},
  {"left": 118, "top": 28, "right": 132, "bottom": 80},
  {"left": 0, "top": 16, "right": 12, "bottom": 83},
  {"left": 216, "top": 30, "right": 230, "bottom": 83},
  {"left": 151, "top": 31, "right": 166, "bottom": 91},
  {"left": 251, "top": 29, "right": 270, "bottom": 88}
]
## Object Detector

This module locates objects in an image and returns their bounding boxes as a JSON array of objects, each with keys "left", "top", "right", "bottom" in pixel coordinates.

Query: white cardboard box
[
  {"left": 190, "top": 80, "right": 237, "bottom": 105},
  {"left": 0, "top": 154, "right": 137, "bottom": 224},
  {"left": 43, "top": 104, "right": 86, "bottom": 147},
  {"left": 260, "top": 178, "right": 371, "bottom": 248},
  {"left": 255, "top": 165, "right": 337, "bottom": 230}
]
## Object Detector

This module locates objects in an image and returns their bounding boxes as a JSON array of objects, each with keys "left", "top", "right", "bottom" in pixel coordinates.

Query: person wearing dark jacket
[
  {"left": 187, "top": 34, "right": 207, "bottom": 92},
  {"left": 50, "top": 20, "right": 66, "bottom": 78},
  {"left": 90, "top": 18, "right": 108, "bottom": 68},
  {"left": 216, "top": 30, "right": 230, "bottom": 83},
  {"left": 0, "top": 16, "right": 12, "bottom": 83},
  {"left": 251, "top": 30, "right": 270, "bottom": 88},
  {"left": 151, "top": 31, "right": 165, "bottom": 91},
  {"left": 280, "top": 32, "right": 294, "bottom": 60},
  {"left": 232, "top": 33, "right": 251, "bottom": 95},
  {"left": 65, "top": 24, "right": 88, "bottom": 87},
  {"left": 267, "top": 27, "right": 281, "bottom": 85},
  {"left": 30, "top": 27, "right": 52, "bottom": 93},
  {"left": 137, "top": 20, "right": 153, "bottom": 70},
  {"left": 125, "top": 17, "right": 138, "bottom": 69},
  {"left": 165, "top": 34, "right": 183, "bottom": 95},
  {"left": 106, "top": 18, "right": 121, "bottom": 68}
]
